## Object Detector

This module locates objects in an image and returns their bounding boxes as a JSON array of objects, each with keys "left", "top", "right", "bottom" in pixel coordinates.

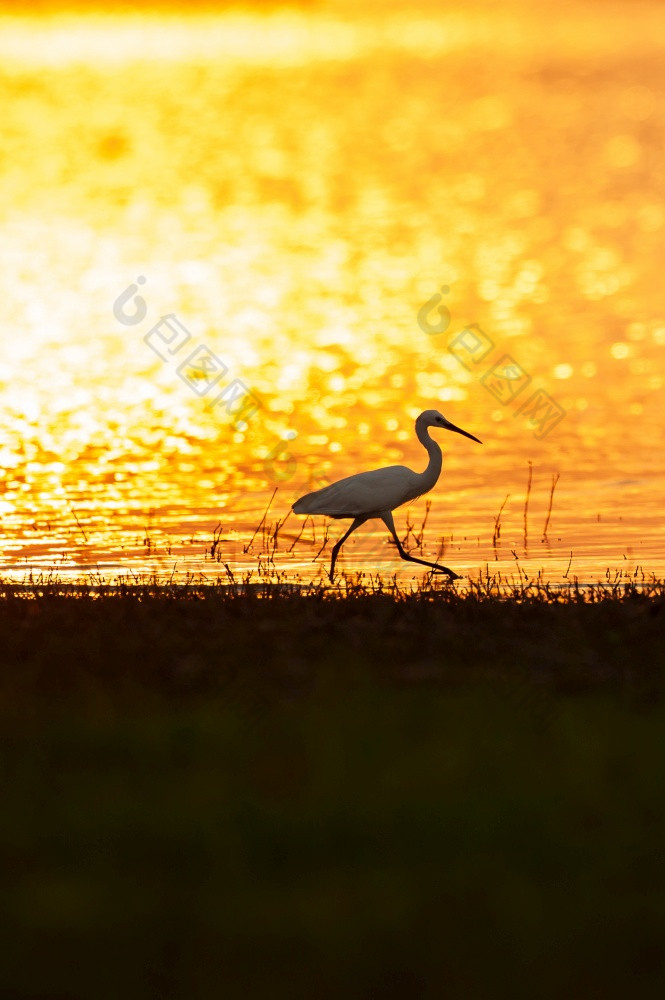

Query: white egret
[{"left": 292, "top": 409, "right": 482, "bottom": 581}]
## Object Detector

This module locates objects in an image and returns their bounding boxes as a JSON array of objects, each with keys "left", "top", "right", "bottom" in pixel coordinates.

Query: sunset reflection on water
[{"left": 1, "top": 1, "right": 664, "bottom": 587}]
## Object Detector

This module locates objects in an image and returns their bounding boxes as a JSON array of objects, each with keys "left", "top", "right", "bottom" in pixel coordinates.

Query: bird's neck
[{"left": 416, "top": 423, "right": 443, "bottom": 491}]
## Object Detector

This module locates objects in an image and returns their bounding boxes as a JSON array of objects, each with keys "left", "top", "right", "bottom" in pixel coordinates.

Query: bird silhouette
[{"left": 292, "top": 409, "right": 482, "bottom": 581}]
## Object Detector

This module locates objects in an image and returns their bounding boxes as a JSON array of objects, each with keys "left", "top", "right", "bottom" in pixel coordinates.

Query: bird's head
[{"left": 420, "top": 409, "right": 482, "bottom": 444}]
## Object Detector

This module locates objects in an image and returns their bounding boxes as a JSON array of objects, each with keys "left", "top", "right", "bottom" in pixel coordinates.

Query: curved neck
[{"left": 415, "top": 419, "right": 442, "bottom": 491}]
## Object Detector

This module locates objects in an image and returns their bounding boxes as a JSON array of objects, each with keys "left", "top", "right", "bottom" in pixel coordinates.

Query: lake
[{"left": 1, "top": 0, "right": 664, "bottom": 588}]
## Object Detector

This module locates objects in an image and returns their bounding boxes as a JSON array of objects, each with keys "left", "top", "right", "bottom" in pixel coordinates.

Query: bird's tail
[{"left": 292, "top": 494, "right": 314, "bottom": 514}]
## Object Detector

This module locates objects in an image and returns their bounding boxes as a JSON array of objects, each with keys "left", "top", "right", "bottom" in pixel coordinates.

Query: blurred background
[{"left": 1, "top": 0, "right": 664, "bottom": 584}]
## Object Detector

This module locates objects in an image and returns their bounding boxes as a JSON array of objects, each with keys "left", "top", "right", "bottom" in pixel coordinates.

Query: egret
[{"left": 292, "top": 409, "right": 482, "bottom": 581}]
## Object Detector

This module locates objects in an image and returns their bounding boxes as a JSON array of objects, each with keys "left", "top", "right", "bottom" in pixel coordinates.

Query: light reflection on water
[{"left": 0, "top": 4, "right": 664, "bottom": 587}]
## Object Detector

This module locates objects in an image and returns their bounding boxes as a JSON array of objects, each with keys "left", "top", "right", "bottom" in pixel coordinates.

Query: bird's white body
[
  {"left": 292, "top": 409, "right": 481, "bottom": 581},
  {"left": 293, "top": 463, "right": 437, "bottom": 519}
]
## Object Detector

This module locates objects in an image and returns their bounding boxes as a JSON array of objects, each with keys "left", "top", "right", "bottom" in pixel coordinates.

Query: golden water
[{"left": 1, "top": 2, "right": 664, "bottom": 587}]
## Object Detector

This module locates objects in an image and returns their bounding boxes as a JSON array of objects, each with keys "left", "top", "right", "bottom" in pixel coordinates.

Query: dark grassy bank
[{"left": 2, "top": 582, "right": 665, "bottom": 998}]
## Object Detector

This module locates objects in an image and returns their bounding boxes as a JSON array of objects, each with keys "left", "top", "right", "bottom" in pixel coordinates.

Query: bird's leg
[
  {"left": 380, "top": 512, "right": 460, "bottom": 580},
  {"left": 329, "top": 517, "right": 367, "bottom": 582}
]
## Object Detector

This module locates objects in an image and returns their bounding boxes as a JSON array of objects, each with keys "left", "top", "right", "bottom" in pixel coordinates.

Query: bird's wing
[{"left": 293, "top": 466, "right": 423, "bottom": 518}]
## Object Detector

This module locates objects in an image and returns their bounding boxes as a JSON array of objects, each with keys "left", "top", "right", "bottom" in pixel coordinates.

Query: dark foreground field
[{"left": 2, "top": 580, "right": 665, "bottom": 999}]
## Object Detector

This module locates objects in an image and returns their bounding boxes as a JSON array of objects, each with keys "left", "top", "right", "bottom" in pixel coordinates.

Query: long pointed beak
[{"left": 444, "top": 420, "right": 482, "bottom": 444}]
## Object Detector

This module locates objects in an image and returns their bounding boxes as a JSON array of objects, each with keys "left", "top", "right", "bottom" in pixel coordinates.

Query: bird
[{"left": 292, "top": 409, "right": 482, "bottom": 581}]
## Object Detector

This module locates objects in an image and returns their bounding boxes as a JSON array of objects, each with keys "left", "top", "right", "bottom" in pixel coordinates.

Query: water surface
[{"left": 1, "top": 2, "right": 664, "bottom": 587}]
